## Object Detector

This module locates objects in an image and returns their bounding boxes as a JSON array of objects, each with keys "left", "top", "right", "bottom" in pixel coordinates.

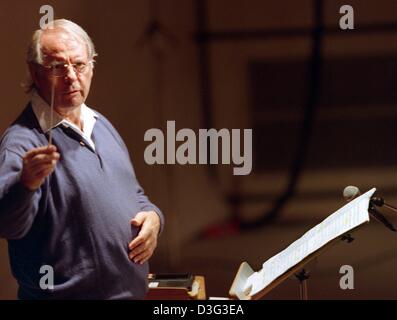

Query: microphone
[
  {"left": 343, "top": 185, "right": 361, "bottom": 202},
  {"left": 343, "top": 186, "right": 396, "bottom": 232},
  {"left": 344, "top": 185, "right": 397, "bottom": 213}
]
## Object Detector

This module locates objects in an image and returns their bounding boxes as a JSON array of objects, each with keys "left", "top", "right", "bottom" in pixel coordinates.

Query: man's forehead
[{"left": 40, "top": 29, "right": 87, "bottom": 60}]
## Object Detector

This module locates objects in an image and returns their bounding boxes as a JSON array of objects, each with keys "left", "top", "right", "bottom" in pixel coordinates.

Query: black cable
[{"left": 239, "top": 0, "right": 325, "bottom": 229}]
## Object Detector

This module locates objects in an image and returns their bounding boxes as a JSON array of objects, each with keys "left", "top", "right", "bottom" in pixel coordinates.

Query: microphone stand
[
  {"left": 371, "top": 197, "right": 397, "bottom": 213},
  {"left": 368, "top": 200, "right": 397, "bottom": 232}
]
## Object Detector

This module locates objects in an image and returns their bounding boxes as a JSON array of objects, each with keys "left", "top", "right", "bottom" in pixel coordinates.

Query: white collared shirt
[{"left": 31, "top": 91, "right": 98, "bottom": 150}]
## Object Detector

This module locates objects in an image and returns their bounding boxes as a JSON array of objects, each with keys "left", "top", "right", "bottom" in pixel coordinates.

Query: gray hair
[{"left": 23, "top": 19, "right": 97, "bottom": 92}]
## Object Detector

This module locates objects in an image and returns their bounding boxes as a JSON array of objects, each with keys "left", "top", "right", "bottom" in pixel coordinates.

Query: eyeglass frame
[{"left": 35, "top": 60, "right": 95, "bottom": 77}]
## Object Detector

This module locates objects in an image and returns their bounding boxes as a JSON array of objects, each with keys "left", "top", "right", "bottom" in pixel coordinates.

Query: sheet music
[{"left": 244, "top": 188, "right": 376, "bottom": 296}]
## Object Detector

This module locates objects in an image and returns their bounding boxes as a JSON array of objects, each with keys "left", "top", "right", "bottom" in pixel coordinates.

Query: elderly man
[{"left": 0, "top": 19, "right": 164, "bottom": 299}]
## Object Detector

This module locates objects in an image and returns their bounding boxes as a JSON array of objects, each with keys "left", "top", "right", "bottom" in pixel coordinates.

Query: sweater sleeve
[
  {"left": 134, "top": 177, "right": 165, "bottom": 235},
  {"left": 0, "top": 148, "right": 42, "bottom": 239}
]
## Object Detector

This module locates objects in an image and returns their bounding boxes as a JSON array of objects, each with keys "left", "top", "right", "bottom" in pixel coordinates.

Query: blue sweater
[{"left": 0, "top": 105, "right": 164, "bottom": 299}]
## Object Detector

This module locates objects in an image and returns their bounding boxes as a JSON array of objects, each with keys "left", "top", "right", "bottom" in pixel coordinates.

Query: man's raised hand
[{"left": 20, "top": 145, "right": 60, "bottom": 191}]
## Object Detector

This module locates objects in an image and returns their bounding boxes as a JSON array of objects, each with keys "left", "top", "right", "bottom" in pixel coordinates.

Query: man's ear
[{"left": 27, "top": 62, "right": 40, "bottom": 89}]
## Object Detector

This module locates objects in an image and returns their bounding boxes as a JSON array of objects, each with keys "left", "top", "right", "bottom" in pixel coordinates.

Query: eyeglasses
[{"left": 40, "top": 61, "right": 94, "bottom": 77}]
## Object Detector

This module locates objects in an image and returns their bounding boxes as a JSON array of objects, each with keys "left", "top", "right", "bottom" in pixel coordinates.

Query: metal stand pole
[{"left": 295, "top": 269, "right": 309, "bottom": 300}]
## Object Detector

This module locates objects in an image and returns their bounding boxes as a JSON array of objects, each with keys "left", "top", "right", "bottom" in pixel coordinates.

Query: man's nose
[{"left": 64, "top": 64, "right": 78, "bottom": 82}]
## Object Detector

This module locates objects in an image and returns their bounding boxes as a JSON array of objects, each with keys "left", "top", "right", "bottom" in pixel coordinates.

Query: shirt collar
[{"left": 31, "top": 90, "right": 98, "bottom": 134}]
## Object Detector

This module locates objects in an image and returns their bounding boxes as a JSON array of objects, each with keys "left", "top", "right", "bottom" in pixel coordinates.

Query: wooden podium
[{"left": 145, "top": 275, "right": 206, "bottom": 300}]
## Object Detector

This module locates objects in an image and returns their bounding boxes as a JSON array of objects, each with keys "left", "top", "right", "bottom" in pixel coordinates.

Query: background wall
[{"left": 1, "top": 0, "right": 397, "bottom": 300}]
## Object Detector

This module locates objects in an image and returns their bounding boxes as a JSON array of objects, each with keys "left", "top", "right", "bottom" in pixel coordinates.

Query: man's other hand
[
  {"left": 128, "top": 211, "right": 161, "bottom": 264},
  {"left": 20, "top": 145, "right": 60, "bottom": 191}
]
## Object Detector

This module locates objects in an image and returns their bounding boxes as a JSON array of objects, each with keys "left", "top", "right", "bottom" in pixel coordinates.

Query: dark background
[{"left": 1, "top": 0, "right": 397, "bottom": 299}]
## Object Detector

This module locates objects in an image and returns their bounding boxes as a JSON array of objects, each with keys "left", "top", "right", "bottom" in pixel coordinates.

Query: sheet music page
[{"left": 244, "top": 188, "right": 376, "bottom": 296}]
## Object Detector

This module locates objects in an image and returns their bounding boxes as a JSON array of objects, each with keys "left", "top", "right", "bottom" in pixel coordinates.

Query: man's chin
[
  {"left": 56, "top": 100, "right": 84, "bottom": 110},
  {"left": 63, "top": 91, "right": 84, "bottom": 103}
]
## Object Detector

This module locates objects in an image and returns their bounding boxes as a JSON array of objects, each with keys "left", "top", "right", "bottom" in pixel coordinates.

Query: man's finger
[
  {"left": 30, "top": 163, "right": 52, "bottom": 176},
  {"left": 128, "top": 242, "right": 146, "bottom": 260},
  {"left": 128, "top": 234, "right": 145, "bottom": 250},
  {"left": 35, "top": 166, "right": 55, "bottom": 178},
  {"left": 130, "top": 211, "right": 149, "bottom": 227},
  {"left": 30, "top": 152, "right": 60, "bottom": 165},
  {"left": 31, "top": 158, "right": 57, "bottom": 172},
  {"left": 128, "top": 226, "right": 150, "bottom": 249},
  {"left": 133, "top": 251, "right": 152, "bottom": 265},
  {"left": 25, "top": 145, "right": 57, "bottom": 159},
  {"left": 29, "top": 162, "right": 56, "bottom": 172},
  {"left": 27, "top": 155, "right": 59, "bottom": 169},
  {"left": 36, "top": 152, "right": 59, "bottom": 161},
  {"left": 29, "top": 158, "right": 58, "bottom": 170},
  {"left": 132, "top": 251, "right": 150, "bottom": 264},
  {"left": 131, "top": 217, "right": 143, "bottom": 227}
]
